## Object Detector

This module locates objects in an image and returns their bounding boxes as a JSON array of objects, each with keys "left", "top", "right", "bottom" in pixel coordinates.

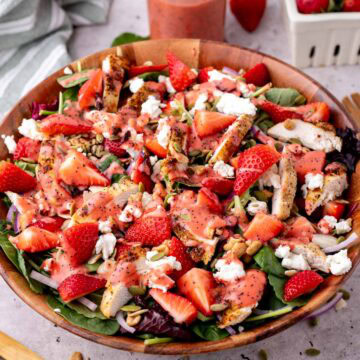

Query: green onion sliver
[
  {"left": 245, "top": 306, "right": 293, "bottom": 322},
  {"left": 144, "top": 337, "right": 173, "bottom": 345},
  {"left": 39, "top": 110, "right": 57, "bottom": 116},
  {"left": 58, "top": 91, "right": 64, "bottom": 114}
]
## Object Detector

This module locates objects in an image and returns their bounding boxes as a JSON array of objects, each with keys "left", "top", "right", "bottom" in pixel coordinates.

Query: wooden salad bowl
[{"left": 1, "top": 39, "right": 360, "bottom": 355}]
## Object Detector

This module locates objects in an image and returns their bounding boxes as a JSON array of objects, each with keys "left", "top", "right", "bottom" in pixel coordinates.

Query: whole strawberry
[
  {"left": 344, "top": 0, "right": 360, "bottom": 11},
  {"left": 283, "top": 270, "right": 323, "bottom": 302},
  {"left": 296, "top": 0, "right": 329, "bottom": 13},
  {"left": 230, "top": 0, "right": 267, "bottom": 32}
]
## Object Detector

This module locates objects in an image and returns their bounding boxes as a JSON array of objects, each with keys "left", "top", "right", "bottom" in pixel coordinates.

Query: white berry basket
[{"left": 283, "top": 0, "right": 360, "bottom": 68}]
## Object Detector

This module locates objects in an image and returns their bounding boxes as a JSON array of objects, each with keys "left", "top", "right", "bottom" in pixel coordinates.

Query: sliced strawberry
[
  {"left": 130, "top": 153, "right": 153, "bottom": 192},
  {"left": 39, "top": 114, "right": 92, "bottom": 136},
  {"left": 243, "top": 213, "right": 284, "bottom": 243},
  {"left": 32, "top": 217, "right": 65, "bottom": 232},
  {"left": 197, "top": 187, "right": 223, "bottom": 214},
  {"left": 125, "top": 208, "right": 171, "bottom": 246},
  {"left": 58, "top": 149, "right": 110, "bottom": 187},
  {"left": 149, "top": 288, "right": 197, "bottom": 324},
  {"left": 168, "top": 237, "right": 194, "bottom": 280},
  {"left": 63, "top": 223, "right": 99, "bottom": 266},
  {"left": 194, "top": 110, "right": 236, "bottom": 138},
  {"left": 295, "top": 151, "right": 326, "bottom": 183},
  {"left": 166, "top": 52, "right": 197, "bottom": 92},
  {"left": 129, "top": 64, "right": 167, "bottom": 78},
  {"left": 10, "top": 226, "right": 59, "bottom": 252},
  {"left": 78, "top": 69, "right": 103, "bottom": 110},
  {"left": 283, "top": 270, "right": 323, "bottom": 302},
  {"left": 178, "top": 268, "right": 215, "bottom": 316},
  {"left": 201, "top": 177, "right": 234, "bottom": 196},
  {"left": 253, "top": 98, "right": 303, "bottom": 124},
  {"left": 198, "top": 66, "right": 214, "bottom": 83},
  {"left": 58, "top": 274, "right": 106, "bottom": 302},
  {"left": 115, "top": 243, "right": 133, "bottom": 261},
  {"left": 145, "top": 137, "right": 167, "bottom": 158},
  {"left": 0, "top": 161, "right": 37, "bottom": 193},
  {"left": 104, "top": 139, "right": 127, "bottom": 157},
  {"left": 13, "top": 137, "right": 41, "bottom": 162},
  {"left": 295, "top": 102, "right": 330, "bottom": 123},
  {"left": 243, "top": 63, "right": 270, "bottom": 87},
  {"left": 323, "top": 201, "right": 346, "bottom": 220},
  {"left": 234, "top": 144, "right": 281, "bottom": 195},
  {"left": 283, "top": 216, "right": 315, "bottom": 240}
]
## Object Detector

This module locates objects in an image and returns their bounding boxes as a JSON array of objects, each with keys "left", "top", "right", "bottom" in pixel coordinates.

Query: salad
[{"left": 0, "top": 52, "right": 357, "bottom": 344}]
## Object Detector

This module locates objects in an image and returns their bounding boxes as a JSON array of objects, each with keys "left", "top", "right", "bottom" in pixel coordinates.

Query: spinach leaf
[
  {"left": 138, "top": 71, "right": 168, "bottom": 82},
  {"left": 47, "top": 295, "right": 119, "bottom": 335},
  {"left": 268, "top": 274, "right": 307, "bottom": 307},
  {"left": 111, "top": 32, "right": 149, "bottom": 47},
  {"left": 59, "top": 298, "right": 106, "bottom": 320},
  {"left": 63, "top": 86, "right": 79, "bottom": 102},
  {"left": 265, "top": 88, "right": 306, "bottom": 107},
  {"left": 191, "top": 322, "right": 229, "bottom": 341},
  {"left": 14, "top": 161, "right": 37, "bottom": 176},
  {"left": 254, "top": 246, "right": 285, "bottom": 277},
  {"left": 0, "top": 233, "right": 44, "bottom": 294},
  {"left": 98, "top": 154, "right": 120, "bottom": 172},
  {"left": 57, "top": 69, "right": 94, "bottom": 88},
  {"left": 111, "top": 174, "right": 128, "bottom": 184},
  {"left": 85, "top": 261, "right": 102, "bottom": 273}
]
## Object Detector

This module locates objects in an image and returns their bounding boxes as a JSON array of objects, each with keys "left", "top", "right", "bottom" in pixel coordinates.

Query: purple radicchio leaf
[{"left": 31, "top": 99, "right": 58, "bottom": 120}]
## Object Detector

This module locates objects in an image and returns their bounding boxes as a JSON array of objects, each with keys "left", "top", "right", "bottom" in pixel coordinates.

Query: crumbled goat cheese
[
  {"left": 216, "top": 93, "right": 257, "bottom": 117},
  {"left": 159, "top": 75, "right": 176, "bottom": 94},
  {"left": 237, "top": 82, "right": 251, "bottom": 97},
  {"left": 326, "top": 249, "right": 352, "bottom": 275},
  {"left": 129, "top": 77, "right": 145, "bottom": 93},
  {"left": 258, "top": 164, "right": 281, "bottom": 189},
  {"left": 156, "top": 117, "right": 171, "bottom": 149},
  {"left": 150, "top": 155, "right": 158, "bottom": 166},
  {"left": 135, "top": 133, "right": 144, "bottom": 143},
  {"left": 247, "top": 200, "right": 268, "bottom": 216},
  {"left": 146, "top": 250, "right": 182, "bottom": 271},
  {"left": 18, "top": 119, "right": 44, "bottom": 140},
  {"left": 323, "top": 215, "right": 338, "bottom": 228},
  {"left": 275, "top": 245, "right": 291, "bottom": 259},
  {"left": 95, "top": 233, "right": 117, "bottom": 260},
  {"left": 214, "top": 259, "right": 245, "bottom": 282},
  {"left": 103, "top": 132, "right": 110, "bottom": 139},
  {"left": 118, "top": 204, "right": 143, "bottom": 223},
  {"left": 335, "top": 219, "right": 352, "bottom": 235},
  {"left": 213, "top": 160, "right": 235, "bottom": 178},
  {"left": 63, "top": 66, "right": 73, "bottom": 75},
  {"left": 305, "top": 173, "right": 324, "bottom": 190},
  {"left": 98, "top": 218, "right": 113, "bottom": 234},
  {"left": 189, "top": 92, "right": 208, "bottom": 116},
  {"left": 142, "top": 192, "right": 153, "bottom": 207},
  {"left": 282, "top": 253, "right": 311, "bottom": 271},
  {"left": 141, "top": 95, "right": 163, "bottom": 119},
  {"left": 208, "top": 69, "right": 234, "bottom": 82},
  {"left": 1, "top": 135, "right": 17, "bottom": 154}
]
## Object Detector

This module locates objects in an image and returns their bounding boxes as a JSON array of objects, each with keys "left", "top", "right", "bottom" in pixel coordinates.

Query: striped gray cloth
[{"left": 0, "top": 0, "right": 111, "bottom": 119}]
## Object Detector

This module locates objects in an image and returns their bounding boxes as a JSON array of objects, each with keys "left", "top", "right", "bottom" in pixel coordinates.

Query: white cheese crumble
[
  {"left": 281, "top": 253, "right": 311, "bottom": 271},
  {"left": 156, "top": 117, "right": 171, "bottom": 149},
  {"left": 214, "top": 259, "right": 245, "bottom": 282},
  {"left": 149, "top": 155, "right": 158, "bottom": 166},
  {"left": 129, "top": 77, "right": 145, "bottom": 93},
  {"left": 323, "top": 215, "right": 338, "bottom": 228},
  {"left": 102, "top": 57, "right": 111, "bottom": 73},
  {"left": 247, "top": 200, "right": 268, "bottom": 216},
  {"left": 208, "top": 69, "right": 234, "bottom": 82},
  {"left": 95, "top": 233, "right": 117, "bottom": 260},
  {"left": 158, "top": 75, "right": 176, "bottom": 94},
  {"left": 305, "top": 173, "right": 324, "bottom": 190},
  {"left": 258, "top": 164, "right": 281, "bottom": 189},
  {"left": 189, "top": 92, "right": 208, "bottom": 116},
  {"left": 142, "top": 192, "right": 153, "bottom": 207},
  {"left": 275, "top": 245, "right": 291, "bottom": 259},
  {"left": 18, "top": 119, "right": 44, "bottom": 140},
  {"left": 145, "top": 250, "right": 182, "bottom": 271},
  {"left": 63, "top": 66, "right": 73, "bottom": 75},
  {"left": 118, "top": 204, "right": 142, "bottom": 223},
  {"left": 213, "top": 160, "right": 235, "bottom": 178},
  {"left": 326, "top": 249, "right": 352, "bottom": 275},
  {"left": 335, "top": 219, "right": 352, "bottom": 235},
  {"left": 135, "top": 133, "right": 144, "bottom": 143},
  {"left": 141, "top": 95, "right": 163, "bottom": 119},
  {"left": 1, "top": 135, "right": 17, "bottom": 154},
  {"left": 216, "top": 93, "right": 257, "bottom": 117},
  {"left": 98, "top": 218, "right": 113, "bottom": 234}
]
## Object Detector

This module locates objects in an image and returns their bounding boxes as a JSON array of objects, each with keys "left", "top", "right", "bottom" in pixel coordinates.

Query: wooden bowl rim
[{"left": 0, "top": 39, "right": 358, "bottom": 355}]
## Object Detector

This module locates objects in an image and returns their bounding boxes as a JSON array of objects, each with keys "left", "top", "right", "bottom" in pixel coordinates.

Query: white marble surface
[{"left": 1, "top": 0, "right": 360, "bottom": 359}]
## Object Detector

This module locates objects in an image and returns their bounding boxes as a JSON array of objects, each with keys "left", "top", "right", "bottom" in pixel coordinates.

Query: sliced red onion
[
  {"left": 116, "top": 311, "right": 136, "bottom": 333},
  {"left": 222, "top": 66, "right": 238, "bottom": 76},
  {"left": 30, "top": 270, "right": 58, "bottom": 289},
  {"left": 225, "top": 326, "right": 236, "bottom": 335},
  {"left": 6, "top": 205, "right": 20, "bottom": 233},
  {"left": 78, "top": 297, "right": 98, "bottom": 311},
  {"left": 305, "top": 292, "right": 343, "bottom": 319},
  {"left": 324, "top": 232, "right": 359, "bottom": 253}
]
